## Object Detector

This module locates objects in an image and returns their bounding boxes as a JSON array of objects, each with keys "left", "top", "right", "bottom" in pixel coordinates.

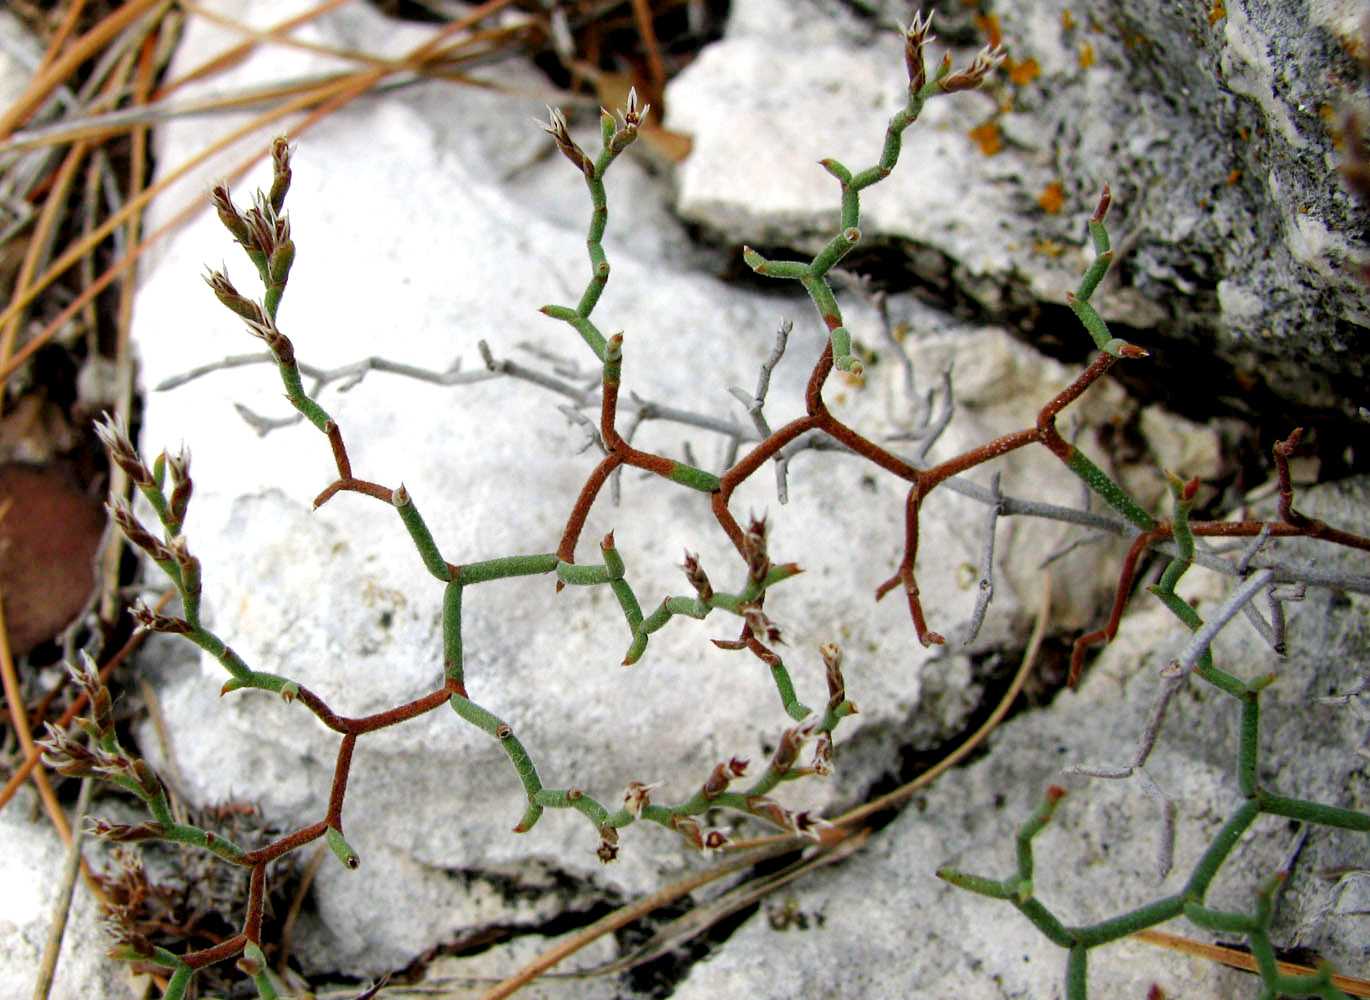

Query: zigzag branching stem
[{"left": 60, "top": 24, "right": 1370, "bottom": 999}]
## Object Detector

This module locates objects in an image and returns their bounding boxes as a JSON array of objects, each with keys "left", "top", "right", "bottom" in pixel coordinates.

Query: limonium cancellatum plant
[{"left": 40, "top": 10, "right": 1370, "bottom": 998}]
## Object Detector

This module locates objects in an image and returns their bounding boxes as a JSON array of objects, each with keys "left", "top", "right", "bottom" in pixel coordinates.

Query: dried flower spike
[
  {"left": 939, "top": 44, "right": 1008, "bottom": 93},
  {"left": 904, "top": 11, "right": 936, "bottom": 92}
]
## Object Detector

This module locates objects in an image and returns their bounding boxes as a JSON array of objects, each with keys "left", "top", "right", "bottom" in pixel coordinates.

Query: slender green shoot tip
[
  {"left": 1092, "top": 185, "right": 1111, "bottom": 223},
  {"left": 325, "top": 826, "right": 360, "bottom": 870}
]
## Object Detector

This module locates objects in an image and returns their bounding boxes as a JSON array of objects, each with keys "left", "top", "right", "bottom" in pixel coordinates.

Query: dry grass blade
[
  {"left": 0, "top": 0, "right": 170, "bottom": 138},
  {"left": 1132, "top": 928, "right": 1370, "bottom": 997},
  {"left": 31, "top": 777, "right": 93, "bottom": 1000},
  {"left": 555, "top": 829, "right": 871, "bottom": 982},
  {"left": 476, "top": 837, "right": 805, "bottom": 1000}
]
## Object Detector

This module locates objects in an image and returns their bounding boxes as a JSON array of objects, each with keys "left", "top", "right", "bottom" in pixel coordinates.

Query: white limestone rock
[
  {"left": 122, "top": 0, "right": 1124, "bottom": 983},
  {"left": 0, "top": 788, "right": 133, "bottom": 1000}
]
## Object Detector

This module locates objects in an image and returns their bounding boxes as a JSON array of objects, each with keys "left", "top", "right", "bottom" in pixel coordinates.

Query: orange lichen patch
[
  {"left": 1037, "top": 180, "right": 1066, "bottom": 213},
  {"left": 1208, "top": 1, "right": 1226, "bottom": 24},
  {"left": 1318, "top": 104, "right": 1346, "bottom": 150},
  {"left": 975, "top": 13, "right": 1004, "bottom": 48},
  {"left": 968, "top": 120, "right": 1003, "bottom": 156},
  {"left": 1225, "top": 168, "right": 1242, "bottom": 185},
  {"left": 1008, "top": 58, "right": 1041, "bottom": 85},
  {"left": 1079, "top": 41, "right": 1095, "bottom": 68},
  {"left": 1238, "top": 126, "right": 1250, "bottom": 141},
  {"left": 1338, "top": 31, "right": 1367, "bottom": 63},
  {"left": 1033, "top": 238, "right": 1066, "bottom": 257},
  {"left": 1062, "top": 10, "right": 1076, "bottom": 30}
]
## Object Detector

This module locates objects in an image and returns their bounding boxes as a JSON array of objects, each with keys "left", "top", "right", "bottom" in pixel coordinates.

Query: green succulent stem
[
  {"left": 243, "top": 944, "right": 280, "bottom": 1000},
  {"left": 443, "top": 581, "right": 463, "bottom": 685},
  {"left": 1185, "top": 800, "right": 1261, "bottom": 899},
  {"left": 325, "top": 825, "right": 360, "bottom": 869},
  {"left": 394, "top": 489, "right": 452, "bottom": 581},
  {"left": 449, "top": 694, "right": 544, "bottom": 831},
  {"left": 162, "top": 821, "right": 248, "bottom": 864},
  {"left": 1065, "top": 448, "right": 1156, "bottom": 530},
  {"left": 274, "top": 358, "right": 333, "bottom": 432},
  {"left": 540, "top": 304, "right": 608, "bottom": 360},
  {"left": 163, "top": 964, "right": 193, "bottom": 1000},
  {"left": 1065, "top": 947, "right": 1087, "bottom": 1000}
]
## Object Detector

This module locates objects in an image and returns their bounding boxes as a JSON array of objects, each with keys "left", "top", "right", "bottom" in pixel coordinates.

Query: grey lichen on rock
[{"left": 667, "top": 0, "right": 1370, "bottom": 420}]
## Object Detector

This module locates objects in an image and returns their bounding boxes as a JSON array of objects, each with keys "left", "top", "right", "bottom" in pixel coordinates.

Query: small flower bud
[
  {"left": 792, "top": 810, "right": 834, "bottom": 841},
  {"left": 741, "top": 605, "right": 782, "bottom": 645},
  {"left": 244, "top": 200, "right": 276, "bottom": 256},
  {"left": 741, "top": 513, "right": 769, "bottom": 583},
  {"left": 203, "top": 269, "right": 265, "bottom": 325},
  {"left": 241, "top": 311, "right": 294, "bottom": 362},
  {"left": 268, "top": 136, "right": 293, "bottom": 214},
  {"left": 623, "top": 780, "right": 659, "bottom": 818},
  {"left": 938, "top": 44, "right": 1007, "bottom": 93},
  {"left": 130, "top": 759, "right": 164, "bottom": 801},
  {"left": 903, "top": 11, "right": 935, "bottom": 92},
  {"left": 769, "top": 718, "right": 817, "bottom": 778},
  {"left": 608, "top": 87, "right": 650, "bottom": 154},
  {"left": 38, "top": 722, "right": 99, "bottom": 777},
  {"left": 680, "top": 551, "right": 713, "bottom": 601},
  {"left": 68, "top": 651, "right": 112, "bottom": 737},
  {"left": 671, "top": 814, "right": 705, "bottom": 850},
  {"left": 107, "top": 499, "right": 171, "bottom": 562},
  {"left": 131, "top": 600, "right": 192, "bottom": 634},
  {"left": 1091, "top": 185, "right": 1111, "bottom": 224},
  {"left": 166, "top": 445, "right": 192, "bottom": 528},
  {"left": 268, "top": 236, "right": 295, "bottom": 286},
  {"left": 536, "top": 107, "right": 594, "bottom": 179},
  {"left": 210, "top": 183, "right": 253, "bottom": 245},
  {"left": 170, "top": 536, "right": 201, "bottom": 600},
  {"left": 811, "top": 731, "right": 834, "bottom": 776},
  {"left": 93, "top": 413, "right": 154, "bottom": 488},
  {"left": 85, "top": 818, "right": 168, "bottom": 843},
  {"left": 700, "top": 762, "right": 733, "bottom": 800},
  {"left": 820, "top": 642, "right": 845, "bottom": 709},
  {"left": 105, "top": 926, "right": 156, "bottom": 961},
  {"left": 745, "top": 796, "right": 792, "bottom": 831}
]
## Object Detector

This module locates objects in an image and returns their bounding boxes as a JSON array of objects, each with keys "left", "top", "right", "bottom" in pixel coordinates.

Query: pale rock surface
[
  {"left": 0, "top": 787, "right": 133, "bottom": 1000},
  {"left": 0, "top": 9, "right": 42, "bottom": 114},
  {"left": 122, "top": 0, "right": 1135, "bottom": 984},
  {"left": 13, "top": 0, "right": 1362, "bottom": 996}
]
